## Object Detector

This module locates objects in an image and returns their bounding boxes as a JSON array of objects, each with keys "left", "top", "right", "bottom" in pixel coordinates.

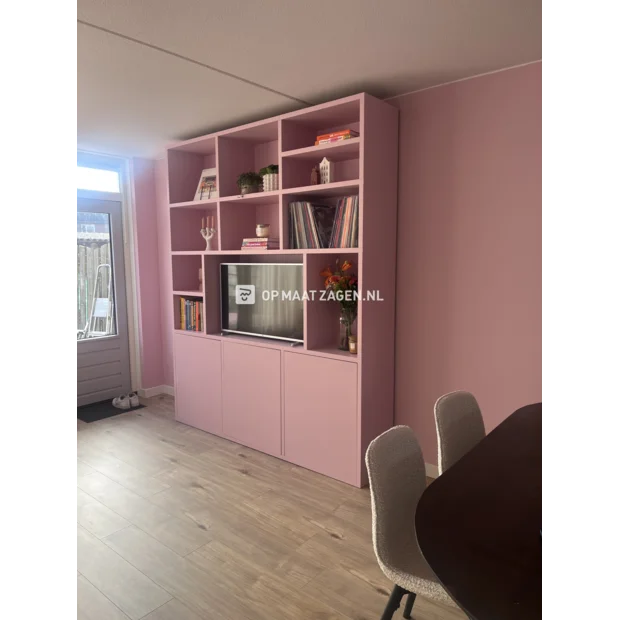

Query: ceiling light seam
[{"left": 77, "top": 19, "right": 311, "bottom": 106}]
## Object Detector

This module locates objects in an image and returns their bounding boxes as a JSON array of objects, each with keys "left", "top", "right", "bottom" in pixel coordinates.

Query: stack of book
[
  {"left": 241, "top": 237, "right": 279, "bottom": 250},
  {"left": 314, "top": 129, "right": 359, "bottom": 146},
  {"left": 179, "top": 297, "right": 203, "bottom": 331},
  {"left": 289, "top": 202, "right": 335, "bottom": 249},
  {"left": 329, "top": 195, "right": 359, "bottom": 248}
]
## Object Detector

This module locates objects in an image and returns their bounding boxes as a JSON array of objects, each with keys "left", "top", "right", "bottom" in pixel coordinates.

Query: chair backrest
[
  {"left": 434, "top": 391, "right": 485, "bottom": 474},
  {"left": 365, "top": 426, "right": 427, "bottom": 575}
]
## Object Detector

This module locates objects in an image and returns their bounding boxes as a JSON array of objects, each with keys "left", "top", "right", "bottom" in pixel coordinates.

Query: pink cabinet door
[
  {"left": 221, "top": 342, "right": 281, "bottom": 456},
  {"left": 283, "top": 353, "right": 358, "bottom": 485},
  {"left": 173, "top": 333, "right": 222, "bottom": 435}
]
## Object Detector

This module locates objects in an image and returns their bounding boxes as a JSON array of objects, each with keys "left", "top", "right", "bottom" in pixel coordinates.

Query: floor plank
[
  {"left": 77, "top": 526, "right": 172, "bottom": 620},
  {"left": 77, "top": 395, "right": 468, "bottom": 620},
  {"left": 77, "top": 575, "right": 131, "bottom": 620},
  {"left": 140, "top": 598, "right": 203, "bottom": 620}
]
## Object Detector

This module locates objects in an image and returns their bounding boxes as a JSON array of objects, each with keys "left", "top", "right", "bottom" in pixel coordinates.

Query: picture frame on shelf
[{"left": 194, "top": 168, "right": 218, "bottom": 200}]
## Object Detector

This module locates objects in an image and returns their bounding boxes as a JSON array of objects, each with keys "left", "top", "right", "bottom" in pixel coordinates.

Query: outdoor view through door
[
  {"left": 77, "top": 161, "right": 131, "bottom": 406},
  {"left": 77, "top": 212, "right": 116, "bottom": 340}
]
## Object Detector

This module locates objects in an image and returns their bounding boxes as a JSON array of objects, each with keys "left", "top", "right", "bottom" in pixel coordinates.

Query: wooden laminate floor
[{"left": 77, "top": 395, "right": 467, "bottom": 620}]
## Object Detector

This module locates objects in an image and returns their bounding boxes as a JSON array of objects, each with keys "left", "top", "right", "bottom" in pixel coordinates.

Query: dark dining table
[{"left": 415, "top": 403, "right": 542, "bottom": 619}]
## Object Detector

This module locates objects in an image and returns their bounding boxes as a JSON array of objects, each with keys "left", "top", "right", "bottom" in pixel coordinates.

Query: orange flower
[
  {"left": 341, "top": 260, "right": 353, "bottom": 272},
  {"left": 320, "top": 267, "right": 333, "bottom": 278},
  {"left": 329, "top": 275, "right": 341, "bottom": 285}
]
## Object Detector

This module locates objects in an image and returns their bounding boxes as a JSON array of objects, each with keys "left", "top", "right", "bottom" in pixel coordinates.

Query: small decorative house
[{"left": 319, "top": 157, "right": 334, "bottom": 184}]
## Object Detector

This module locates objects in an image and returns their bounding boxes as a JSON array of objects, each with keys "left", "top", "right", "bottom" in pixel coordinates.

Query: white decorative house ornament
[{"left": 319, "top": 157, "right": 334, "bottom": 184}]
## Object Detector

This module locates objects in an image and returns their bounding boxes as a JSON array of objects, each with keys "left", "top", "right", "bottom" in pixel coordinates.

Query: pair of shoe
[{"left": 112, "top": 393, "right": 140, "bottom": 410}]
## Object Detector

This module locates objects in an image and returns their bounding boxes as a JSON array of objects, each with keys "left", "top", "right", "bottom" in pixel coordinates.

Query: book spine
[
  {"left": 314, "top": 135, "right": 354, "bottom": 145},
  {"left": 315, "top": 129, "right": 359, "bottom": 140}
]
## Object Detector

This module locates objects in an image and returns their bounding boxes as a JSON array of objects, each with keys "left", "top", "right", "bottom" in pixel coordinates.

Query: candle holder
[{"left": 201, "top": 227, "right": 216, "bottom": 251}]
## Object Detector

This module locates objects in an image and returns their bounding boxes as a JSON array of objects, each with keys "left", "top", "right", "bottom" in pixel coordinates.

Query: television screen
[{"left": 221, "top": 263, "right": 304, "bottom": 343}]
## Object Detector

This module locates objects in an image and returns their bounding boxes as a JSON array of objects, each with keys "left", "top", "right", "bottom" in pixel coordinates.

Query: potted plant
[
  {"left": 259, "top": 164, "right": 279, "bottom": 192},
  {"left": 236, "top": 171, "right": 263, "bottom": 195}
]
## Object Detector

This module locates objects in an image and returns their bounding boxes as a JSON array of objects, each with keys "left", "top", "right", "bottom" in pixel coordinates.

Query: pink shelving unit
[{"left": 166, "top": 93, "right": 398, "bottom": 487}]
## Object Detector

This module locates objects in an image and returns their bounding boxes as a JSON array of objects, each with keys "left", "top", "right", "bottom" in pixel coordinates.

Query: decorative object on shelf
[
  {"left": 198, "top": 267, "right": 203, "bottom": 292},
  {"left": 314, "top": 129, "right": 359, "bottom": 145},
  {"left": 194, "top": 168, "right": 218, "bottom": 200},
  {"left": 319, "top": 157, "right": 334, "bottom": 184},
  {"left": 348, "top": 335, "right": 358, "bottom": 355},
  {"left": 320, "top": 259, "right": 358, "bottom": 351},
  {"left": 201, "top": 216, "right": 216, "bottom": 251},
  {"left": 259, "top": 164, "right": 279, "bottom": 192},
  {"left": 237, "top": 171, "right": 263, "bottom": 195},
  {"left": 256, "top": 224, "right": 270, "bottom": 238},
  {"left": 241, "top": 237, "right": 279, "bottom": 250},
  {"left": 310, "top": 166, "right": 320, "bottom": 185}
]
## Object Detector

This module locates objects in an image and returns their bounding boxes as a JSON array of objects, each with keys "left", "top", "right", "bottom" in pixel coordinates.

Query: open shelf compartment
[
  {"left": 168, "top": 136, "right": 217, "bottom": 204},
  {"left": 281, "top": 98, "right": 361, "bottom": 151},
  {"left": 283, "top": 189, "right": 360, "bottom": 251},
  {"left": 170, "top": 204, "right": 218, "bottom": 252},
  {"left": 218, "top": 121, "right": 279, "bottom": 198},
  {"left": 219, "top": 195, "right": 280, "bottom": 251},
  {"left": 173, "top": 293, "right": 205, "bottom": 333},
  {"left": 172, "top": 254, "right": 204, "bottom": 293},
  {"left": 304, "top": 252, "right": 360, "bottom": 357}
]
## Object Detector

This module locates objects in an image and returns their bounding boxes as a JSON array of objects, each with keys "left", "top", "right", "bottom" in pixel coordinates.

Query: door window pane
[
  {"left": 77, "top": 212, "right": 117, "bottom": 340},
  {"left": 77, "top": 166, "right": 120, "bottom": 192}
]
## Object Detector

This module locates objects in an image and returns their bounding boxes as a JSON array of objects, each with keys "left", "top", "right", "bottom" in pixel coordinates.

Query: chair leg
[
  {"left": 403, "top": 592, "right": 416, "bottom": 619},
  {"left": 381, "top": 585, "right": 408, "bottom": 620}
]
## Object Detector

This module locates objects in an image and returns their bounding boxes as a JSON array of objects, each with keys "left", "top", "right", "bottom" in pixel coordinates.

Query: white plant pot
[{"left": 262, "top": 173, "right": 279, "bottom": 192}]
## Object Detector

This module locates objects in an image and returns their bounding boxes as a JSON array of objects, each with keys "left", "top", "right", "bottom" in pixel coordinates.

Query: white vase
[{"left": 263, "top": 173, "right": 279, "bottom": 192}]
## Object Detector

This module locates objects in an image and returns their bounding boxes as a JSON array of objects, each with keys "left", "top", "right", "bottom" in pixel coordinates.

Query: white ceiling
[{"left": 77, "top": 0, "right": 541, "bottom": 158}]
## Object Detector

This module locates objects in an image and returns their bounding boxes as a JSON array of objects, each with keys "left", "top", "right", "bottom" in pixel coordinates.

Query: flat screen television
[{"left": 220, "top": 263, "right": 304, "bottom": 343}]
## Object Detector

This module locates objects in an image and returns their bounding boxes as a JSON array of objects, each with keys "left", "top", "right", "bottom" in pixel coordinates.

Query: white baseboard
[
  {"left": 425, "top": 463, "right": 439, "bottom": 478},
  {"left": 138, "top": 385, "right": 175, "bottom": 398}
]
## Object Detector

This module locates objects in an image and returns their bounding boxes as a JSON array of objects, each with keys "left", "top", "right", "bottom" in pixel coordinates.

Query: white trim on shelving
[
  {"left": 425, "top": 463, "right": 439, "bottom": 479},
  {"left": 138, "top": 385, "right": 175, "bottom": 398}
]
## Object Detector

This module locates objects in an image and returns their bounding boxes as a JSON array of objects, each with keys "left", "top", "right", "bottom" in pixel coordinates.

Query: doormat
[{"left": 77, "top": 399, "right": 145, "bottom": 423}]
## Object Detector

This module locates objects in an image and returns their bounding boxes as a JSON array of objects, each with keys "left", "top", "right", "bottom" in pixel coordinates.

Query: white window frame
[{"left": 77, "top": 150, "right": 142, "bottom": 392}]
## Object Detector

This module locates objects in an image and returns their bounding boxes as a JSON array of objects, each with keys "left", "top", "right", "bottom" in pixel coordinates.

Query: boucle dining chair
[
  {"left": 365, "top": 426, "right": 457, "bottom": 619},
  {"left": 434, "top": 391, "right": 485, "bottom": 475}
]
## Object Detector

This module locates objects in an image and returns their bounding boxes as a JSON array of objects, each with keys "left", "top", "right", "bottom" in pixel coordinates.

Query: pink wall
[
  {"left": 131, "top": 158, "right": 164, "bottom": 389},
  {"left": 155, "top": 158, "right": 175, "bottom": 387},
  {"left": 391, "top": 62, "right": 542, "bottom": 464}
]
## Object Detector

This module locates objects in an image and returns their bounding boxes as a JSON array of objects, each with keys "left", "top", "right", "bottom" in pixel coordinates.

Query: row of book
[
  {"left": 288, "top": 196, "right": 359, "bottom": 249},
  {"left": 314, "top": 128, "right": 359, "bottom": 146},
  {"left": 179, "top": 297, "right": 203, "bottom": 331},
  {"left": 241, "top": 237, "right": 279, "bottom": 251}
]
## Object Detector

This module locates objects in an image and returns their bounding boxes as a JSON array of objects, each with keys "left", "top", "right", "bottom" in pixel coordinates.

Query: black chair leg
[
  {"left": 403, "top": 592, "right": 416, "bottom": 619},
  {"left": 381, "top": 585, "right": 408, "bottom": 620}
]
